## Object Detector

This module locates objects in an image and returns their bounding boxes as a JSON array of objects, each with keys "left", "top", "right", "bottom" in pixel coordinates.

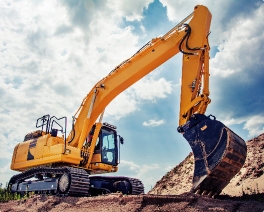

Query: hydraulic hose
[{"left": 179, "top": 24, "right": 201, "bottom": 55}]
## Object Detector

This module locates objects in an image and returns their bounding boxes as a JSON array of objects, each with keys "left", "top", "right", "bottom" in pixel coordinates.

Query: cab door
[{"left": 100, "top": 127, "right": 118, "bottom": 166}]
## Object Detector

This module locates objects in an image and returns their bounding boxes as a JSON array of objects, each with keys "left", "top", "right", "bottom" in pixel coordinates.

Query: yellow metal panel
[
  {"left": 91, "top": 153, "right": 101, "bottom": 163},
  {"left": 65, "top": 146, "right": 82, "bottom": 159},
  {"left": 14, "top": 141, "right": 30, "bottom": 163},
  {"left": 10, "top": 144, "right": 19, "bottom": 170},
  {"left": 34, "top": 136, "right": 47, "bottom": 159},
  {"left": 43, "top": 146, "right": 50, "bottom": 157},
  {"left": 46, "top": 136, "right": 64, "bottom": 147},
  {"left": 89, "top": 163, "right": 118, "bottom": 173},
  {"left": 12, "top": 142, "right": 82, "bottom": 171},
  {"left": 49, "top": 144, "right": 64, "bottom": 155},
  {"left": 12, "top": 153, "right": 82, "bottom": 171}
]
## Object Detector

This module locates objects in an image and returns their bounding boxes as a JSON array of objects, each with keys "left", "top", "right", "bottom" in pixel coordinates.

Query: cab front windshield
[{"left": 101, "top": 128, "right": 117, "bottom": 166}]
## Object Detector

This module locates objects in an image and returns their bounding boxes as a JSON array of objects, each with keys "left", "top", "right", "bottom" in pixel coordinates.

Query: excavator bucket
[{"left": 179, "top": 114, "right": 247, "bottom": 197}]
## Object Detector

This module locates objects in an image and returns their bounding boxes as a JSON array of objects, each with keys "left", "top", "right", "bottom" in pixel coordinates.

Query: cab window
[{"left": 101, "top": 128, "right": 117, "bottom": 165}]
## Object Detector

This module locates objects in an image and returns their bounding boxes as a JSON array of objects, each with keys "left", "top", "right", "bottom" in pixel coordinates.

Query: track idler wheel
[
  {"left": 178, "top": 114, "right": 247, "bottom": 197},
  {"left": 113, "top": 180, "right": 131, "bottom": 194},
  {"left": 58, "top": 173, "right": 71, "bottom": 194}
]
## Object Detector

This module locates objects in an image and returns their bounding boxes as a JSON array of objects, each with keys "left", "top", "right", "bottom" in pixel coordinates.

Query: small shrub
[{"left": 0, "top": 185, "right": 31, "bottom": 202}]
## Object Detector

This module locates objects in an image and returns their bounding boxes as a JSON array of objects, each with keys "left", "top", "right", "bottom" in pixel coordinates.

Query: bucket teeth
[
  {"left": 207, "top": 191, "right": 213, "bottom": 197},
  {"left": 195, "top": 189, "right": 202, "bottom": 195},
  {"left": 201, "top": 190, "right": 208, "bottom": 195}
]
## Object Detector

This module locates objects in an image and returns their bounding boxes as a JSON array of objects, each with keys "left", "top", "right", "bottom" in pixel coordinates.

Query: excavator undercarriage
[{"left": 9, "top": 166, "right": 144, "bottom": 196}]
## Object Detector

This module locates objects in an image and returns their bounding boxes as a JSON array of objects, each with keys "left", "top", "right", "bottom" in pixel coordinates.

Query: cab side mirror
[{"left": 118, "top": 135, "right": 124, "bottom": 145}]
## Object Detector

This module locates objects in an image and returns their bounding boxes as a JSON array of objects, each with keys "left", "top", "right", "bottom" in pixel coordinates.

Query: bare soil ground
[
  {"left": 1, "top": 134, "right": 264, "bottom": 212},
  {"left": 0, "top": 192, "right": 263, "bottom": 212}
]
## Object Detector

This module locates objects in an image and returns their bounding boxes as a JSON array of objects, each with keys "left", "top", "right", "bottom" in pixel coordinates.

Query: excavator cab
[
  {"left": 84, "top": 123, "right": 122, "bottom": 173},
  {"left": 95, "top": 124, "right": 119, "bottom": 166}
]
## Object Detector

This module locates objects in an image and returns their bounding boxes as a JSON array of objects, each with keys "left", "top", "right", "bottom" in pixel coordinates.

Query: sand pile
[{"left": 149, "top": 133, "right": 264, "bottom": 196}]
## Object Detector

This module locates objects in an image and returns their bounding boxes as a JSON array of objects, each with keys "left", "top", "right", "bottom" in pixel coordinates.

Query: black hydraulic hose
[
  {"left": 68, "top": 120, "right": 75, "bottom": 144},
  {"left": 179, "top": 29, "right": 193, "bottom": 55},
  {"left": 184, "top": 24, "right": 201, "bottom": 51},
  {"left": 179, "top": 24, "right": 201, "bottom": 55}
]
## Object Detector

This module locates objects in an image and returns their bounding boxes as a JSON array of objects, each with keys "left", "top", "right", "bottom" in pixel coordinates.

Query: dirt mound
[
  {"left": 0, "top": 193, "right": 263, "bottom": 212},
  {"left": 149, "top": 133, "right": 264, "bottom": 196},
  {"left": 149, "top": 152, "right": 194, "bottom": 195}
]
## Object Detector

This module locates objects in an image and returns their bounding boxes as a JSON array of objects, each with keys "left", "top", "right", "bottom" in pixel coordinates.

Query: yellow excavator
[{"left": 9, "top": 5, "right": 247, "bottom": 197}]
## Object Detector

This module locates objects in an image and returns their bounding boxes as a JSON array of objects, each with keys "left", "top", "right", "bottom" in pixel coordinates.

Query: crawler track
[
  {"left": 89, "top": 175, "right": 144, "bottom": 195},
  {"left": 9, "top": 167, "right": 144, "bottom": 196},
  {"left": 9, "top": 167, "right": 90, "bottom": 196},
  {"left": 129, "top": 177, "right": 145, "bottom": 194}
]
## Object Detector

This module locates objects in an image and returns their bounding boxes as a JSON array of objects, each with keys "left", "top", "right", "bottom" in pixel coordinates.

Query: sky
[{"left": 0, "top": 0, "right": 264, "bottom": 192}]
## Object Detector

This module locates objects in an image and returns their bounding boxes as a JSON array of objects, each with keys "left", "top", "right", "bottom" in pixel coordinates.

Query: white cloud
[
  {"left": 210, "top": 67, "right": 236, "bottom": 78},
  {"left": 0, "top": 162, "right": 13, "bottom": 175},
  {"left": 132, "top": 77, "right": 172, "bottom": 102},
  {"left": 0, "top": 163, "right": 17, "bottom": 186},
  {"left": 243, "top": 115, "right": 264, "bottom": 138},
  {"left": 218, "top": 113, "right": 247, "bottom": 127},
  {"left": 105, "top": 76, "right": 172, "bottom": 120},
  {"left": 217, "top": 114, "right": 264, "bottom": 138},
  {"left": 118, "top": 159, "right": 161, "bottom": 192},
  {"left": 105, "top": 92, "right": 138, "bottom": 120},
  {"left": 119, "top": 160, "right": 141, "bottom": 173},
  {"left": 107, "top": 0, "right": 154, "bottom": 21},
  {"left": 211, "top": 4, "right": 264, "bottom": 78},
  {"left": 143, "top": 119, "right": 165, "bottom": 127},
  {"left": 117, "top": 159, "right": 177, "bottom": 192},
  {"left": 164, "top": 165, "right": 174, "bottom": 172},
  {"left": 159, "top": 0, "right": 198, "bottom": 22},
  {"left": 159, "top": 0, "right": 259, "bottom": 45}
]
